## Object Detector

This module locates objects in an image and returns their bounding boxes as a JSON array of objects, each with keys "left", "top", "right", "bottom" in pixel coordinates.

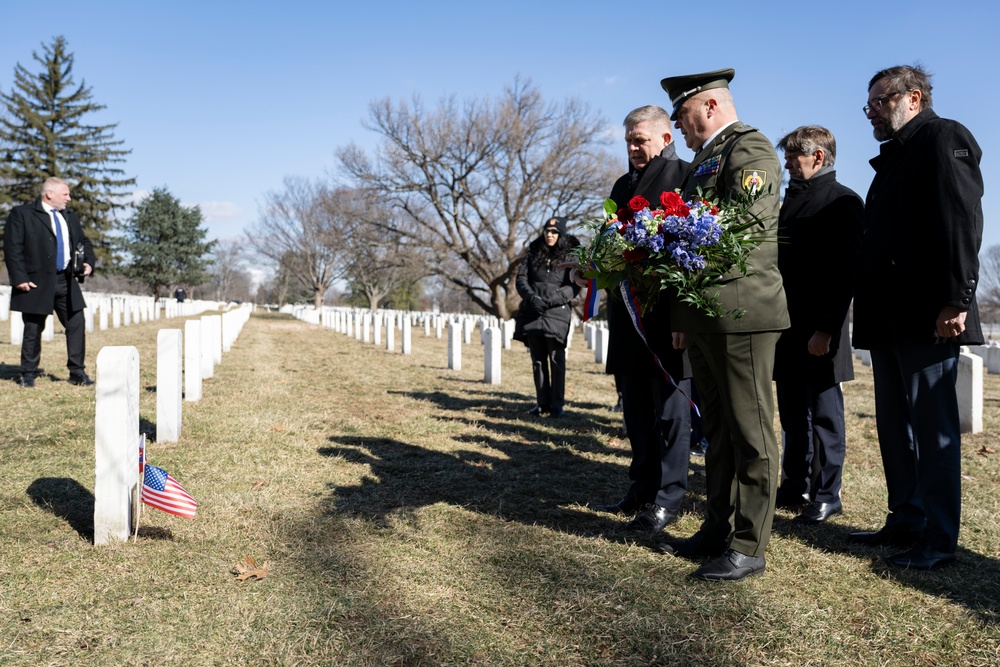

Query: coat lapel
[{"left": 32, "top": 200, "right": 56, "bottom": 237}]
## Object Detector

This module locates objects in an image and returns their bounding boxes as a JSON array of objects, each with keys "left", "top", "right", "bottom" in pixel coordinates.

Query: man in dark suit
[
  {"left": 589, "top": 105, "right": 692, "bottom": 533},
  {"left": 4, "top": 177, "right": 96, "bottom": 387},
  {"left": 657, "top": 69, "right": 789, "bottom": 581},
  {"left": 850, "top": 65, "right": 983, "bottom": 570},
  {"left": 773, "top": 126, "right": 863, "bottom": 524}
]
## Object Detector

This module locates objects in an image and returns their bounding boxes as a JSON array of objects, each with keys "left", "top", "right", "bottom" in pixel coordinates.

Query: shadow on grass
[
  {"left": 775, "top": 516, "right": 1000, "bottom": 625},
  {"left": 320, "top": 386, "right": 709, "bottom": 544},
  {"left": 26, "top": 477, "right": 94, "bottom": 542},
  {"left": 390, "top": 387, "right": 620, "bottom": 440}
]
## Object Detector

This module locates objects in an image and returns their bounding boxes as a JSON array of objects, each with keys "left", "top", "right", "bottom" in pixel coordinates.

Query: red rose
[
  {"left": 710, "top": 205, "right": 719, "bottom": 215},
  {"left": 659, "top": 191, "right": 684, "bottom": 214},
  {"left": 676, "top": 202, "right": 690, "bottom": 217},
  {"left": 617, "top": 207, "right": 633, "bottom": 223},
  {"left": 622, "top": 248, "right": 649, "bottom": 262},
  {"left": 628, "top": 195, "right": 650, "bottom": 212}
]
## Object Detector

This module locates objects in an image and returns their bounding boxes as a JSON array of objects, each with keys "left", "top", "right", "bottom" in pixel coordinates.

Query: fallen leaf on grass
[
  {"left": 252, "top": 480, "right": 267, "bottom": 490},
  {"left": 233, "top": 555, "right": 270, "bottom": 582},
  {"left": 273, "top": 423, "right": 285, "bottom": 432},
  {"left": 976, "top": 445, "right": 995, "bottom": 457}
]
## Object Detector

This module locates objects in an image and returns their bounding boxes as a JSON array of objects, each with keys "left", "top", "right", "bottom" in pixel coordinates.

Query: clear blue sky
[{"left": 1, "top": 0, "right": 997, "bottom": 253}]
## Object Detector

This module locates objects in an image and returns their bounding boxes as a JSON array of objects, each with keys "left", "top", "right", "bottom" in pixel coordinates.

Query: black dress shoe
[
  {"left": 657, "top": 532, "right": 727, "bottom": 560},
  {"left": 886, "top": 544, "right": 956, "bottom": 570},
  {"left": 690, "top": 549, "right": 766, "bottom": 582},
  {"left": 18, "top": 375, "right": 35, "bottom": 388},
  {"left": 591, "top": 495, "right": 642, "bottom": 515},
  {"left": 527, "top": 405, "right": 549, "bottom": 416},
  {"left": 68, "top": 372, "right": 95, "bottom": 386},
  {"left": 775, "top": 488, "right": 809, "bottom": 510},
  {"left": 849, "top": 525, "right": 921, "bottom": 547},
  {"left": 548, "top": 406, "right": 564, "bottom": 418},
  {"left": 794, "top": 499, "right": 843, "bottom": 524},
  {"left": 626, "top": 504, "right": 677, "bottom": 532}
]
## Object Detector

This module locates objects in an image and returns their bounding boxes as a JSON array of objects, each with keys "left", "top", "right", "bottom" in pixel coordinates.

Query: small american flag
[
  {"left": 138, "top": 434, "right": 145, "bottom": 474},
  {"left": 141, "top": 464, "right": 197, "bottom": 519}
]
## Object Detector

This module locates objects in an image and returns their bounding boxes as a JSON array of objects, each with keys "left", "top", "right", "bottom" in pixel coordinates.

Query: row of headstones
[
  {"left": 94, "top": 304, "right": 253, "bottom": 545},
  {"left": 2, "top": 288, "right": 225, "bottom": 343},
  {"left": 158, "top": 306, "right": 255, "bottom": 438},
  {"left": 582, "top": 321, "right": 611, "bottom": 364},
  {"left": 286, "top": 305, "right": 584, "bottom": 385}
]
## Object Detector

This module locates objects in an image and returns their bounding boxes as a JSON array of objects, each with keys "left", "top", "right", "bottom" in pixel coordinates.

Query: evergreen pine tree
[
  {"left": 0, "top": 36, "right": 135, "bottom": 265},
  {"left": 119, "top": 187, "right": 215, "bottom": 297}
]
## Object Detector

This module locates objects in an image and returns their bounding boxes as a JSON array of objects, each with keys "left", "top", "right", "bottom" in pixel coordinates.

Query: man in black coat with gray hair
[
  {"left": 773, "top": 125, "right": 863, "bottom": 525},
  {"left": 589, "top": 105, "right": 692, "bottom": 534},
  {"left": 850, "top": 65, "right": 984, "bottom": 570}
]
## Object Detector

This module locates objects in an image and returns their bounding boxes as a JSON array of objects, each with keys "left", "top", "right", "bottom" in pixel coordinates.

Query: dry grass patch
[{"left": 1, "top": 311, "right": 999, "bottom": 666}]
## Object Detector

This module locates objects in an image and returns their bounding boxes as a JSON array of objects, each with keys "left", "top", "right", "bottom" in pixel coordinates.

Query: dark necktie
[{"left": 52, "top": 210, "right": 65, "bottom": 271}]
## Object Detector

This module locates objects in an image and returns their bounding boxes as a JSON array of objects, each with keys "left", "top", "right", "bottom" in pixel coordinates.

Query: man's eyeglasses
[{"left": 863, "top": 91, "right": 906, "bottom": 115}]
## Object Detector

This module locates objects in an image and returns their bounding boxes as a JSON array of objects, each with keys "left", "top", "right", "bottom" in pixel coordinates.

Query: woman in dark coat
[{"left": 514, "top": 217, "right": 581, "bottom": 417}]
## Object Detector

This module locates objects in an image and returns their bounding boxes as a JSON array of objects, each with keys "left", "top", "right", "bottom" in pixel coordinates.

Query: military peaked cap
[{"left": 660, "top": 68, "right": 736, "bottom": 120}]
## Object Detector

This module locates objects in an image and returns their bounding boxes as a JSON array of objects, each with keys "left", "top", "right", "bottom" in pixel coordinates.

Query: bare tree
[
  {"left": 333, "top": 189, "right": 429, "bottom": 310},
  {"left": 204, "top": 239, "right": 251, "bottom": 302},
  {"left": 338, "top": 77, "right": 618, "bottom": 319},
  {"left": 977, "top": 245, "right": 1000, "bottom": 323},
  {"left": 247, "top": 177, "right": 347, "bottom": 309}
]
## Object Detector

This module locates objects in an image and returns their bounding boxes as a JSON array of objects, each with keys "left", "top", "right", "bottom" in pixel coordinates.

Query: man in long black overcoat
[
  {"left": 773, "top": 125, "right": 863, "bottom": 524},
  {"left": 850, "top": 66, "right": 984, "bottom": 570},
  {"left": 590, "top": 105, "right": 692, "bottom": 534},
  {"left": 4, "top": 177, "right": 96, "bottom": 387}
]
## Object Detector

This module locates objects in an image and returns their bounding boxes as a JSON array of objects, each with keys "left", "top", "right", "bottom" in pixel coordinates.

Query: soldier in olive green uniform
[{"left": 658, "top": 69, "right": 789, "bottom": 582}]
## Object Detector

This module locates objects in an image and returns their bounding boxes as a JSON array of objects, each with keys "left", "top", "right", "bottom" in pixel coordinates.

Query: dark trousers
[
  {"left": 526, "top": 336, "right": 566, "bottom": 409},
  {"left": 870, "top": 344, "right": 961, "bottom": 553},
  {"left": 686, "top": 331, "right": 781, "bottom": 557},
  {"left": 620, "top": 374, "right": 691, "bottom": 511},
  {"left": 20, "top": 271, "right": 86, "bottom": 377},
  {"left": 776, "top": 379, "right": 846, "bottom": 504}
]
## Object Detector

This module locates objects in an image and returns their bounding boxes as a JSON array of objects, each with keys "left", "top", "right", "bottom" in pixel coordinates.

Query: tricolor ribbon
[
  {"left": 618, "top": 279, "right": 700, "bottom": 417},
  {"left": 580, "top": 221, "right": 622, "bottom": 323},
  {"left": 581, "top": 262, "right": 600, "bottom": 322}
]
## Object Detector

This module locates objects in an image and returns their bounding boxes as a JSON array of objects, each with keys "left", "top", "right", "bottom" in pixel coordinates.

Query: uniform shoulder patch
[
  {"left": 954, "top": 149, "right": 969, "bottom": 158},
  {"left": 693, "top": 155, "right": 721, "bottom": 177},
  {"left": 741, "top": 170, "right": 767, "bottom": 196}
]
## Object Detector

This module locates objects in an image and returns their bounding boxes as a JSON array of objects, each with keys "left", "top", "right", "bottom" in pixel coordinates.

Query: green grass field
[{"left": 1, "top": 310, "right": 998, "bottom": 666}]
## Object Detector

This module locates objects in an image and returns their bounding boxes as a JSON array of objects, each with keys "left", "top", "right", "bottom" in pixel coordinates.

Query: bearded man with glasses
[{"left": 850, "top": 65, "right": 984, "bottom": 570}]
